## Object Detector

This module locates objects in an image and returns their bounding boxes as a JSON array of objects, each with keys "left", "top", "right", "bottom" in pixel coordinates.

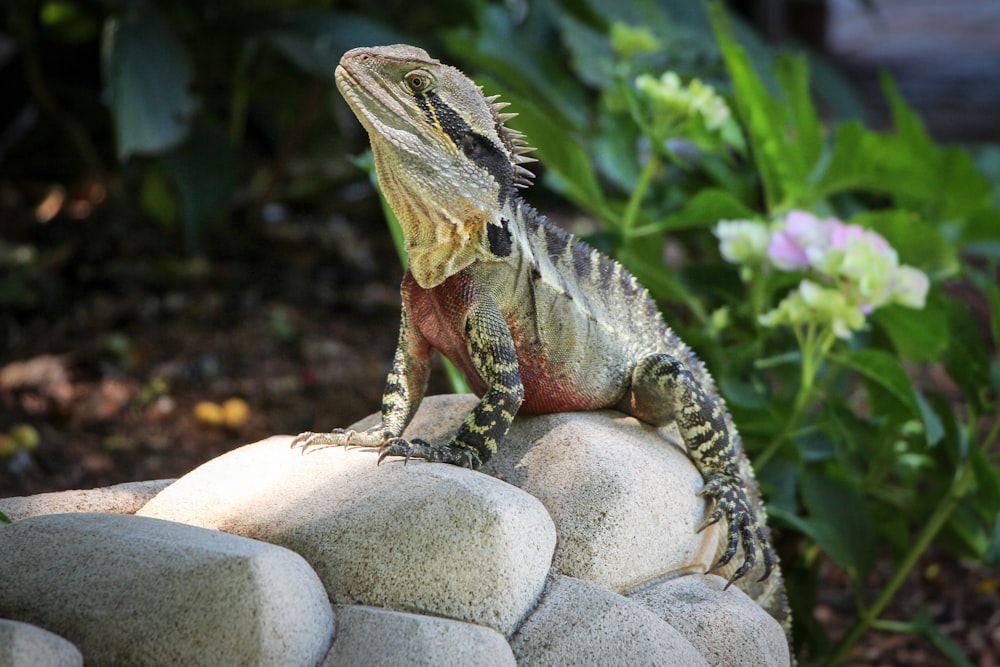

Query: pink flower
[
  {"left": 767, "top": 230, "right": 810, "bottom": 270},
  {"left": 767, "top": 210, "right": 834, "bottom": 270},
  {"left": 830, "top": 223, "right": 890, "bottom": 253}
]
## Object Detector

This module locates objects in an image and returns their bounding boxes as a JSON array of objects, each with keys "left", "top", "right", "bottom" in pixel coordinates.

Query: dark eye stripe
[
  {"left": 414, "top": 93, "right": 436, "bottom": 126},
  {"left": 417, "top": 92, "right": 514, "bottom": 203}
]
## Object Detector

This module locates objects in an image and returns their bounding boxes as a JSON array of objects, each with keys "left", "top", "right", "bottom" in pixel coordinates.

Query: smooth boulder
[
  {"left": 0, "top": 513, "right": 333, "bottom": 667},
  {"left": 138, "top": 435, "right": 556, "bottom": 635}
]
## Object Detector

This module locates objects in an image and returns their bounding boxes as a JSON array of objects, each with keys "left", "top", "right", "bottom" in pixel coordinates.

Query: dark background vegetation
[{"left": 1, "top": 0, "right": 998, "bottom": 664}]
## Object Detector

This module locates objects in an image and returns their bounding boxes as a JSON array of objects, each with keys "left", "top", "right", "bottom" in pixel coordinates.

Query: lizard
[{"left": 293, "top": 44, "right": 789, "bottom": 628}]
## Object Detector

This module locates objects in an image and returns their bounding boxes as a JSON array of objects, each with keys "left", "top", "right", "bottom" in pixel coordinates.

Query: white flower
[
  {"left": 714, "top": 220, "right": 771, "bottom": 265},
  {"left": 760, "top": 280, "right": 866, "bottom": 339},
  {"left": 890, "top": 265, "right": 930, "bottom": 309}
]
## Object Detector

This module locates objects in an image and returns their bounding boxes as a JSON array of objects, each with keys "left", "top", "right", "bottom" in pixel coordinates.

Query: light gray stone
[
  {"left": 396, "top": 395, "right": 720, "bottom": 592},
  {"left": 0, "top": 619, "right": 82, "bottom": 667},
  {"left": 509, "top": 575, "right": 707, "bottom": 666},
  {"left": 323, "top": 605, "right": 515, "bottom": 667},
  {"left": 138, "top": 434, "right": 556, "bottom": 635},
  {"left": 0, "top": 513, "right": 333, "bottom": 667},
  {"left": 629, "top": 574, "right": 790, "bottom": 666},
  {"left": 0, "top": 479, "right": 174, "bottom": 521}
]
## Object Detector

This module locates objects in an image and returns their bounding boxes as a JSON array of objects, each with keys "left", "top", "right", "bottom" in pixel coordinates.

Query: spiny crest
[{"left": 484, "top": 91, "right": 538, "bottom": 188}]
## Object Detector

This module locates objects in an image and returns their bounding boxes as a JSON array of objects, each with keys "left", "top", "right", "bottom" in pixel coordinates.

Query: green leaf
[
  {"left": 102, "top": 4, "right": 199, "bottom": 159},
  {"left": 984, "top": 513, "right": 1000, "bottom": 567},
  {"left": 709, "top": 4, "right": 805, "bottom": 211},
  {"left": 943, "top": 300, "right": 992, "bottom": 411},
  {"left": 756, "top": 455, "right": 798, "bottom": 514},
  {"left": 971, "top": 449, "right": 1000, "bottom": 532},
  {"left": 807, "top": 121, "right": 929, "bottom": 205},
  {"left": 910, "top": 606, "right": 975, "bottom": 667},
  {"left": 556, "top": 11, "right": 618, "bottom": 90},
  {"left": 880, "top": 73, "right": 992, "bottom": 217},
  {"left": 881, "top": 71, "right": 934, "bottom": 155},
  {"left": 159, "top": 123, "right": 237, "bottom": 247},
  {"left": 913, "top": 391, "right": 944, "bottom": 447},
  {"left": 932, "top": 147, "right": 995, "bottom": 221},
  {"left": 809, "top": 75, "right": 993, "bottom": 219},
  {"left": 0, "top": 510, "right": 10, "bottom": 524},
  {"left": 773, "top": 53, "right": 822, "bottom": 169},
  {"left": 258, "top": 11, "right": 408, "bottom": 81},
  {"left": 841, "top": 348, "right": 942, "bottom": 447},
  {"left": 840, "top": 348, "right": 920, "bottom": 417},
  {"left": 979, "top": 273, "right": 1000, "bottom": 354},
  {"left": 719, "top": 374, "right": 771, "bottom": 410},
  {"left": 442, "top": 358, "right": 471, "bottom": 395},
  {"left": 633, "top": 187, "right": 755, "bottom": 236},
  {"left": 871, "top": 294, "right": 949, "bottom": 363},
  {"left": 797, "top": 469, "right": 877, "bottom": 583},
  {"left": 140, "top": 163, "right": 179, "bottom": 230},
  {"left": 945, "top": 503, "right": 994, "bottom": 560},
  {"left": 445, "top": 5, "right": 589, "bottom": 130}
]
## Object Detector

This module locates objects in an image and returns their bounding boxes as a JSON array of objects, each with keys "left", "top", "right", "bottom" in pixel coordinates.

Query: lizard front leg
[
  {"left": 379, "top": 296, "right": 524, "bottom": 468},
  {"left": 292, "top": 303, "right": 431, "bottom": 452},
  {"left": 619, "top": 353, "right": 775, "bottom": 586}
]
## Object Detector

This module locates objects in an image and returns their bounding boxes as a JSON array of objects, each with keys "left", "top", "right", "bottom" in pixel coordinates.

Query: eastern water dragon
[{"left": 293, "top": 44, "right": 790, "bottom": 629}]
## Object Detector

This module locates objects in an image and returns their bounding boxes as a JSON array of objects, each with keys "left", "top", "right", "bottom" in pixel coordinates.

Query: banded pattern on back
[{"left": 517, "top": 201, "right": 667, "bottom": 354}]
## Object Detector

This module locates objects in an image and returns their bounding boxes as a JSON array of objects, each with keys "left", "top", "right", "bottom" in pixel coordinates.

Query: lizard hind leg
[{"left": 619, "top": 352, "right": 775, "bottom": 586}]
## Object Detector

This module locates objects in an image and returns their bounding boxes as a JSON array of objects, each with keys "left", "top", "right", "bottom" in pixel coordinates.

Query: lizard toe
[
  {"left": 290, "top": 429, "right": 354, "bottom": 453},
  {"left": 700, "top": 471, "right": 772, "bottom": 587},
  {"left": 377, "top": 438, "right": 482, "bottom": 468}
]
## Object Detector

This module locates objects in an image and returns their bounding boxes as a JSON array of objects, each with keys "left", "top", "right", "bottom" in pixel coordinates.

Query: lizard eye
[{"left": 404, "top": 70, "right": 433, "bottom": 94}]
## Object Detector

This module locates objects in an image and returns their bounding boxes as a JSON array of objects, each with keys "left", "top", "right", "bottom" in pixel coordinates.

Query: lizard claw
[
  {"left": 377, "top": 437, "right": 430, "bottom": 465},
  {"left": 377, "top": 438, "right": 481, "bottom": 468},
  {"left": 290, "top": 429, "right": 354, "bottom": 454},
  {"left": 697, "top": 472, "right": 775, "bottom": 587}
]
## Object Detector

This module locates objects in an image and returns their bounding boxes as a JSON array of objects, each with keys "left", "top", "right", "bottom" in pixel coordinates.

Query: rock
[
  {"left": 0, "top": 619, "right": 82, "bottom": 667},
  {"left": 629, "top": 574, "right": 790, "bottom": 666},
  {"left": 397, "top": 395, "right": 720, "bottom": 592},
  {"left": 0, "top": 480, "right": 173, "bottom": 522},
  {"left": 509, "top": 575, "right": 707, "bottom": 666},
  {"left": 322, "top": 605, "right": 515, "bottom": 667},
  {"left": 0, "top": 513, "right": 333, "bottom": 667},
  {"left": 138, "top": 435, "right": 556, "bottom": 635}
]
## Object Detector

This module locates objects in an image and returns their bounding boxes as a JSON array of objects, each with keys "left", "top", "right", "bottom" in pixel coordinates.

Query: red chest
[
  {"left": 402, "top": 271, "right": 613, "bottom": 414},
  {"left": 403, "top": 272, "right": 486, "bottom": 395}
]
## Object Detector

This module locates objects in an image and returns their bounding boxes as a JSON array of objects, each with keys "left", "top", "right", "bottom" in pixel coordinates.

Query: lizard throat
[{"left": 375, "top": 155, "right": 491, "bottom": 288}]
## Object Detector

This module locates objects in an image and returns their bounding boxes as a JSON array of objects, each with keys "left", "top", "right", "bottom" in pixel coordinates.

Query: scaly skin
[{"left": 292, "top": 44, "right": 790, "bottom": 629}]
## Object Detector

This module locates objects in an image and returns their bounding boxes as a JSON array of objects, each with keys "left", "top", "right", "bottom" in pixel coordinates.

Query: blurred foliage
[
  {"left": 457, "top": 4, "right": 1000, "bottom": 664},
  {"left": 2, "top": 0, "right": 999, "bottom": 664}
]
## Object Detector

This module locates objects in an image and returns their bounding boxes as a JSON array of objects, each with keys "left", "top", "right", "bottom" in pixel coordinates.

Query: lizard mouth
[
  {"left": 335, "top": 58, "right": 437, "bottom": 152},
  {"left": 334, "top": 63, "right": 368, "bottom": 119}
]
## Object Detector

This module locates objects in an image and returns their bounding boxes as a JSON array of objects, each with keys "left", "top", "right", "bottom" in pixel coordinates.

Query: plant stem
[
  {"left": 869, "top": 619, "right": 916, "bottom": 633},
  {"left": 982, "top": 412, "right": 1000, "bottom": 452},
  {"left": 621, "top": 151, "right": 660, "bottom": 241},
  {"left": 755, "top": 324, "right": 834, "bottom": 468},
  {"left": 823, "top": 455, "right": 974, "bottom": 666}
]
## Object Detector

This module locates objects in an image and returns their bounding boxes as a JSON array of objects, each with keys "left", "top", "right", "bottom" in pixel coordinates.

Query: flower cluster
[
  {"left": 715, "top": 211, "right": 930, "bottom": 338},
  {"left": 635, "top": 72, "right": 744, "bottom": 149}
]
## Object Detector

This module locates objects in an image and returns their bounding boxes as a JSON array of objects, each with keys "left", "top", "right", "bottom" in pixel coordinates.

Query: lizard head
[{"left": 336, "top": 45, "right": 536, "bottom": 288}]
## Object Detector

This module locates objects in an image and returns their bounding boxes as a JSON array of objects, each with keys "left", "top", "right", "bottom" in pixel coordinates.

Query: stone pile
[{"left": 0, "top": 395, "right": 789, "bottom": 666}]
